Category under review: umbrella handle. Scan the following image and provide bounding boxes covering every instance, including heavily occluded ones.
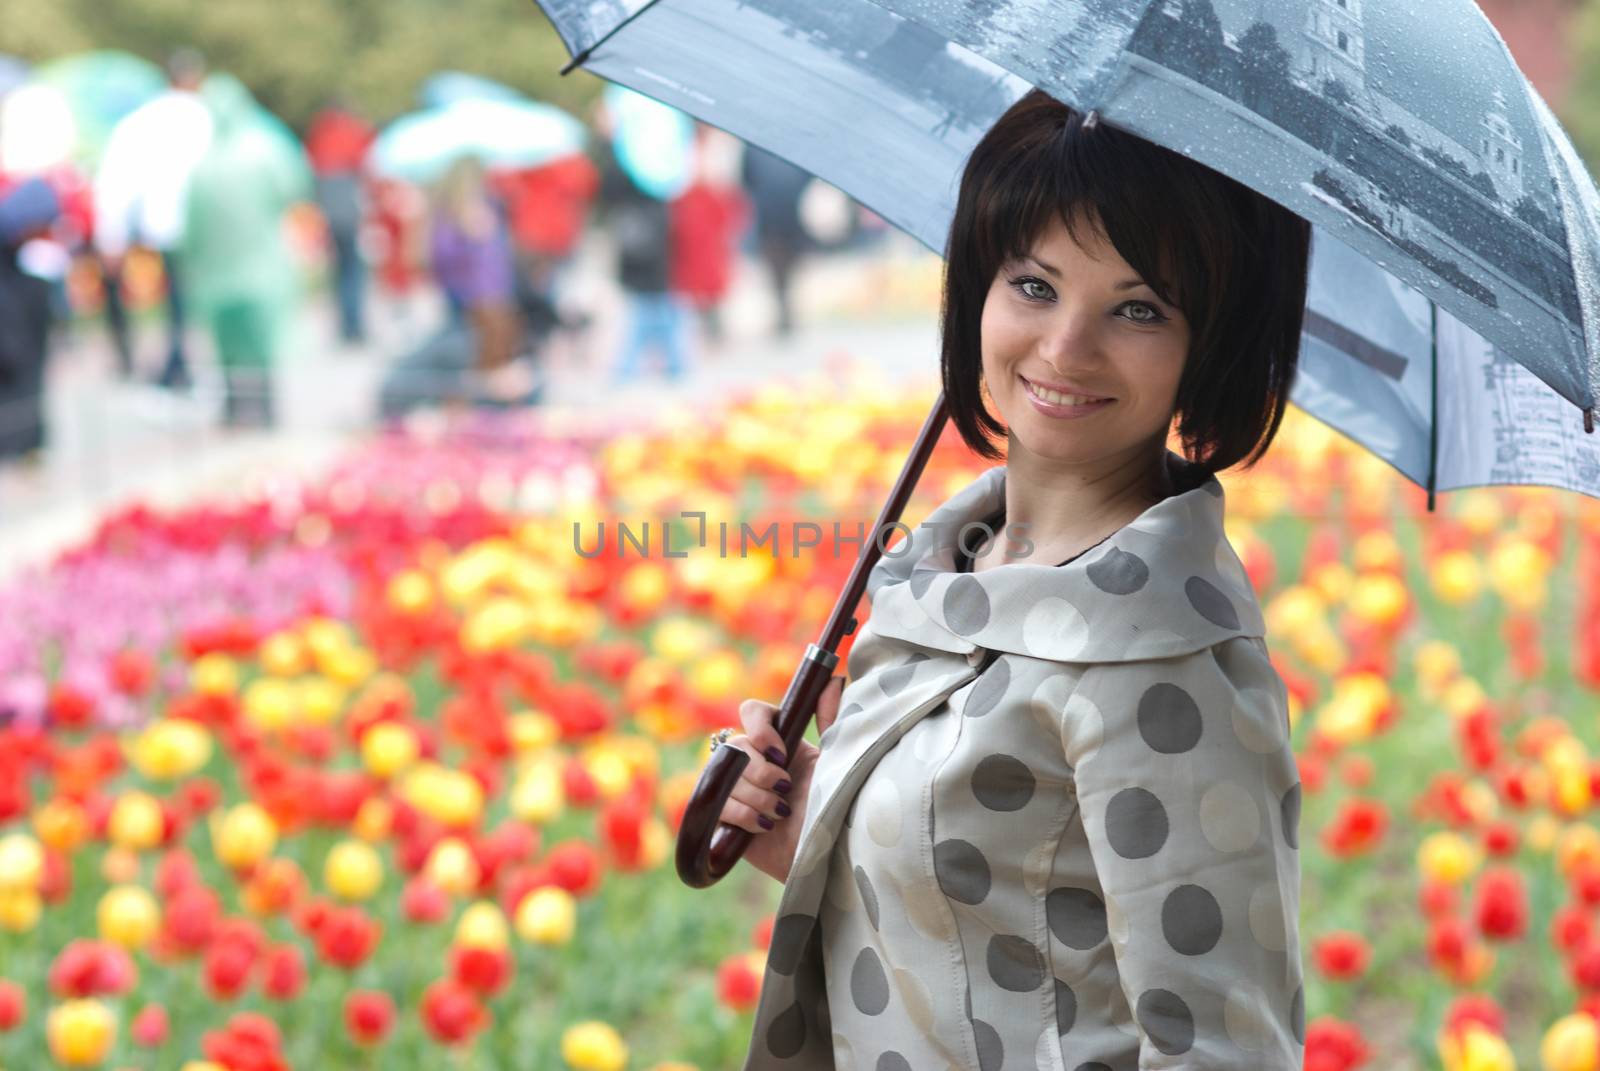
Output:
[674,392,952,888]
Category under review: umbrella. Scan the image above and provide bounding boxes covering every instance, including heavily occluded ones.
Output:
[1,84,78,175]
[534,0,1600,886]
[30,50,166,167]
[417,70,526,109]
[370,97,587,184]
[602,83,694,200]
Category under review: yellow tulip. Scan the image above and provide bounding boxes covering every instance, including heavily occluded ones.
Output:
[1347,572,1408,629]
[561,1021,629,1071]
[424,837,481,896]
[242,678,298,732]
[1430,551,1483,605]
[1528,815,1562,854]
[181,1063,230,1071]
[297,677,346,725]
[508,710,560,752]
[1454,488,1503,533]
[190,652,239,696]
[0,887,41,932]
[455,901,509,951]
[510,764,566,825]
[581,749,633,800]
[398,763,484,828]
[515,886,577,946]
[46,999,116,1067]
[361,722,419,779]
[97,885,160,950]
[325,840,385,901]
[301,616,354,659]
[127,719,213,780]
[107,791,164,852]
[321,646,376,686]
[386,569,435,614]
[258,631,308,676]
[1541,1013,1599,1071]
[1442,678,1488,718]
[1418,831,1482,886]
[1536,1011,1600,1069]
[0,832,43,892]
[461,596,530,653]
[1438,1022,1514,1071]
[1352,529,1402,573]
[213,802,278,870]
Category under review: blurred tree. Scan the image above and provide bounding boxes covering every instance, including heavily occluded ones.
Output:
[1569,0,1600,175]
[0,0,604,131]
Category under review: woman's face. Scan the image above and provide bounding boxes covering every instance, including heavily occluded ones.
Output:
[979,209,1190,467]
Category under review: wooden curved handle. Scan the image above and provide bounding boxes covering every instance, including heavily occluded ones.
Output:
[674,393,950,888]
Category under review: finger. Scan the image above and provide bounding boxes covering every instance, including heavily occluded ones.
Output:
[815,675,846,737]
[726,734,793,796]
[730,777,791,823]
[738,698,788,765]
[719,794,780,835]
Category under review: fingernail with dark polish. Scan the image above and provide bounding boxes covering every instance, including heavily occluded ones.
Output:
[775,799,791,818]
[764,746,786,765]
[775,778,792,796]
[758,814,775,830]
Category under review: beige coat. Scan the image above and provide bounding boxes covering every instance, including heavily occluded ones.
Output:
[741,452,1304,1070]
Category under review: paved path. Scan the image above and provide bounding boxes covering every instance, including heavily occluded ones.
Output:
[0,233,945,577]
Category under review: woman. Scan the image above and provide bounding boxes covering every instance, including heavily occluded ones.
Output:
[718,89,1312,1069]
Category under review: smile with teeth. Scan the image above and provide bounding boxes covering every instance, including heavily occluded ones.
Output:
[1023,378,1111,406]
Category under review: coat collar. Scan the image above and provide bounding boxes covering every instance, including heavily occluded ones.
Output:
[863,450,1264,663]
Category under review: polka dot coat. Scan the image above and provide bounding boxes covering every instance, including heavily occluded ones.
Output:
[740,453,1305,1069]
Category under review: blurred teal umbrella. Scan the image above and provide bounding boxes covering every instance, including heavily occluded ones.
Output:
[31,50,166,167]
[418,71,524,108]
[370,97,586,184]
[602,83,693,200]
[0,54,30,97]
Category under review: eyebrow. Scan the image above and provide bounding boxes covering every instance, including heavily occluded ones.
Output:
[1023,254,1149,291]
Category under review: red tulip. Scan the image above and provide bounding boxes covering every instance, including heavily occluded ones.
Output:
[204,938,256,1001]
[315,905,381,971]
[1319,798,1388,858]
[0,979,24,1032]
[202,1011,288,1071]
[449,944,513,996]
[401,877,451,925]
[1472,866,1529,941]
[543,839,603,898]
[48,939,136,998]
[1311,931,1370,981]
[1303,1015,1371,1071]
[420,977,490,1045]
[344,990,395,1046]
[717,953,761,1011]
[131,1003,169,1047]
[1552,903,1594,955]
[109,649,156,696]
[260,944,307,1001]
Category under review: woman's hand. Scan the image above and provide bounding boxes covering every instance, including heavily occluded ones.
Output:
[717,676,845,884]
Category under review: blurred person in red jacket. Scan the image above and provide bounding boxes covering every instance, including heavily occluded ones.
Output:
[489,151,598,357]
[669,124,749,353]
[305,95,375,345]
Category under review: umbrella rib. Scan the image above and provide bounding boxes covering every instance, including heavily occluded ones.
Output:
[559,0,665,76]
[1427,301,1438,513]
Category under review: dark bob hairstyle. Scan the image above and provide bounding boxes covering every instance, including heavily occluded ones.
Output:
[940,88,1312,475]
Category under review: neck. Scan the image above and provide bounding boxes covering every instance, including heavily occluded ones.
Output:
[991,440,1178,567]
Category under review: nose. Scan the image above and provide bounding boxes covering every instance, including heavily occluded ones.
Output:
[1035,313,1102,373]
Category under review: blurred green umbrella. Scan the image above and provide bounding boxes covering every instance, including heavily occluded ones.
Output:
[371,97,587,184]
[31,50,166,167]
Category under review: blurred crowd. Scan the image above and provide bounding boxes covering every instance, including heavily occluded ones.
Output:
[0,47,885,464]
